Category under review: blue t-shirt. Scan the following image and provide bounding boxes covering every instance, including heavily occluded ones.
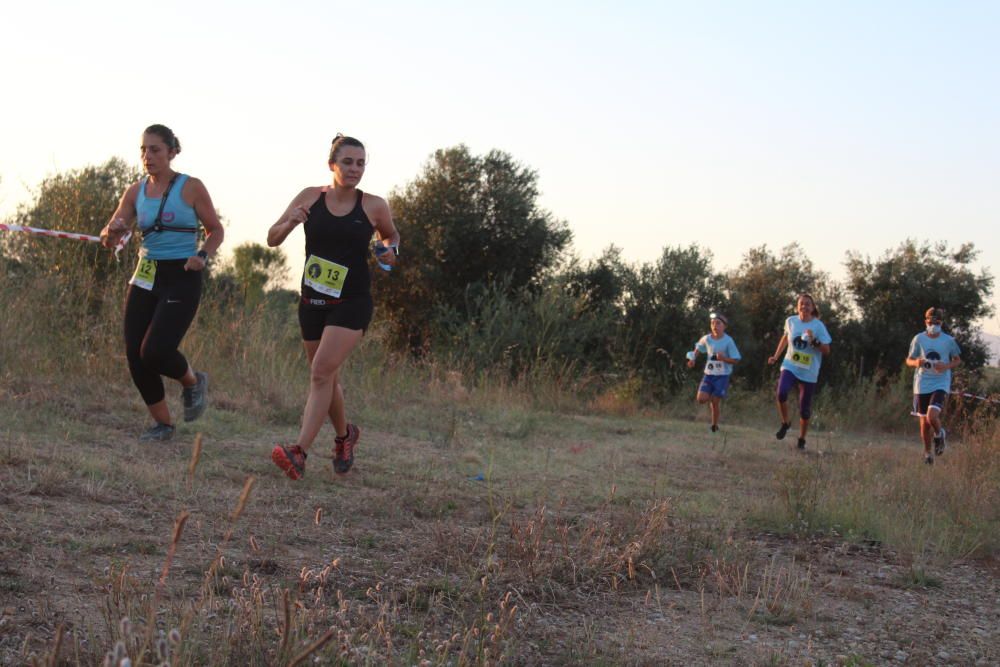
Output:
[780,316,832,383]
[909,332,961,394]
[696,333,741,376]
[136,174,199,260]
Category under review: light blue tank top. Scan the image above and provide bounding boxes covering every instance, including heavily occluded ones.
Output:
[136,174,199,260]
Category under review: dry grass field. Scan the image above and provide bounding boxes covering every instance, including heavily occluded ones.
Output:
[1,266,998,665]
[1,354,998,665]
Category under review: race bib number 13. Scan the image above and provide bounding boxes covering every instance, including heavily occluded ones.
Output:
[129,258,157,291]
[790,350,813,368]
[303,255,350,297]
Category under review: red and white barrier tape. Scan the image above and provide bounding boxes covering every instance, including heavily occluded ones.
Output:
[952,391,1000,405]
[0,223,131,259]
[912,391,1000,416]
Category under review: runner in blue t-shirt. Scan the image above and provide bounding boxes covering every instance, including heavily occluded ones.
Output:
[687,312,741,432]
[767,293,832,450]
[905,307,962,465]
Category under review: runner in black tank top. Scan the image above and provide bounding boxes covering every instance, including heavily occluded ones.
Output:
[267,134,400,481]
[301,188,374,304]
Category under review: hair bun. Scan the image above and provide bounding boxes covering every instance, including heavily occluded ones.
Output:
[328,134,365,162]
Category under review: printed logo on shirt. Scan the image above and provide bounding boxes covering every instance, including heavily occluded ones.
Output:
[162,211,175,223]
[307,263,322,279]
[705,352,728,375]
[923,350,942,372]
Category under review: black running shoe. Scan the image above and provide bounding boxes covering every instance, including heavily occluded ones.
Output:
[182,371,209,422]
[933,428,946,457]
[797,437,806,450]
[924,454,934,465]
[140,422,175,442]
[776,422,791,440]
[711,424,719,433]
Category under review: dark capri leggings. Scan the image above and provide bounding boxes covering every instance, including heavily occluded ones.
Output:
[123,260,201,405]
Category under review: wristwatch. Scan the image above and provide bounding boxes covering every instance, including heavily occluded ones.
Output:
[197,249,208,260]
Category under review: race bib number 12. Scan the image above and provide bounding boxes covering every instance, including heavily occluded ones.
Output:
[303,255,350,297]
[129,258,157,291]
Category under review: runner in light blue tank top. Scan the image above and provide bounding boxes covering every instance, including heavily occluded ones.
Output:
[136,173,199,260]
[99,124,225,442]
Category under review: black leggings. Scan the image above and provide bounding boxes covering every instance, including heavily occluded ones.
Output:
[124,260,202,405]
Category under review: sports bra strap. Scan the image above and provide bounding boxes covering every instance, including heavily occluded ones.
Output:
[141,175,197,238]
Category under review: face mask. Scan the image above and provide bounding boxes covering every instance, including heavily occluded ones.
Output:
[926,324,941,335]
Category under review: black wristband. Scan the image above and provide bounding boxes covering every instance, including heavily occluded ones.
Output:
[197,249,208,260]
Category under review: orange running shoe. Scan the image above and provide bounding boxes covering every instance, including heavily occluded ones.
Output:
[272,444,307,480]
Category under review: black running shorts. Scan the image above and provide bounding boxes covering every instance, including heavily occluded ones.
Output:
[913,390,947,417]
[298,295,374,341]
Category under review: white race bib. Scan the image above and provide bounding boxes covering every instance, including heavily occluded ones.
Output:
[704,359,728,376]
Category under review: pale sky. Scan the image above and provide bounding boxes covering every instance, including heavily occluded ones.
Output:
[2,1,998,332]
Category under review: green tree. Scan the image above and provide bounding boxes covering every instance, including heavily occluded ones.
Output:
[845,240,994,374]
[564,245,629,314]
[617,245,728,394]
[432,275,618,379]
[1,160,142,359]
[378,145,572,349]
[215,241,289,307]
[726,244,842,388]
[560,246,633,371]
[2,158,141,282]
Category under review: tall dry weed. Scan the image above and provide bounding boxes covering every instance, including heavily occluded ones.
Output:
[757,416,1000,562]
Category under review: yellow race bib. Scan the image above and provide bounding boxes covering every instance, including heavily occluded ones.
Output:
[303,255,349,297]
[129,258,157,291]
[789,350,813,368]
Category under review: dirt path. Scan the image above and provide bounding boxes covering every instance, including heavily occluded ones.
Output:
[1,409,998,665]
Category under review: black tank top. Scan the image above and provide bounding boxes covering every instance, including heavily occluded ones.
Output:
[301,188,374,301]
